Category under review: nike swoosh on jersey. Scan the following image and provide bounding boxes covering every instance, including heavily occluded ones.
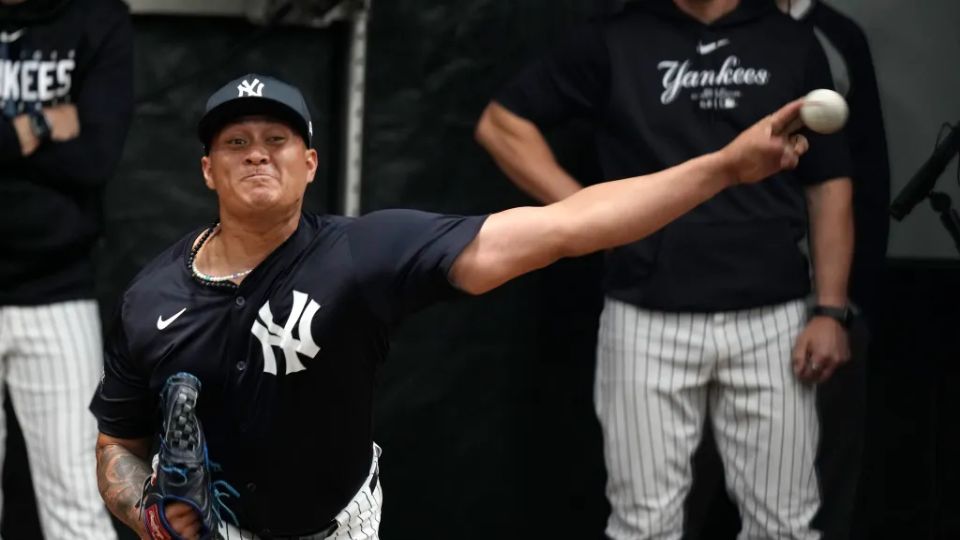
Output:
[157,308,187,330]
[697,39,730,55]
[0,29,25,43]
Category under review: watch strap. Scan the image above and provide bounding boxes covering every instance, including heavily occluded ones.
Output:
[810,304,853,327]
[28,110,51,142]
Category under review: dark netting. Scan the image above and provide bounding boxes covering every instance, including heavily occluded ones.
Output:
[364,1,621,538]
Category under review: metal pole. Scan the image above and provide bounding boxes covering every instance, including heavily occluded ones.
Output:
[341,0,369,217]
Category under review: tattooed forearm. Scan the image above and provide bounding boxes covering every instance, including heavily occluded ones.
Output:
[96,441,151,536]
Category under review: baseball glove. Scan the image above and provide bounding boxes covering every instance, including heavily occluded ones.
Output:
[140,372,238,540]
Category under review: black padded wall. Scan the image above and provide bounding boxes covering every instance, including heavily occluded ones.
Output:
[364,2,621,538]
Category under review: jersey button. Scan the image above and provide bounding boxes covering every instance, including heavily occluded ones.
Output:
[235,296,245,308]
[246,482,256,493]
[236,360,247,372]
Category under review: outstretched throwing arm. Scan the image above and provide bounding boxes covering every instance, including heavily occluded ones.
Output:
[452,100,809,295]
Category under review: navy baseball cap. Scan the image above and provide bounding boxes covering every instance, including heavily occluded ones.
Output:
[198,74,313,151]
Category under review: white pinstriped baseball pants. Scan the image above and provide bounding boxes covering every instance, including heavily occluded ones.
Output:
[0,300,117,539]
[596,298,820,540]
[218,444,383,540]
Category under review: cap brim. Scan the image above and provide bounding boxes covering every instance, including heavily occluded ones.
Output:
[198,97,310,149]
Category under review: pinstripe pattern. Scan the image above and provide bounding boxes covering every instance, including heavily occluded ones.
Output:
[0,300,117,539]
[596,298,819,540]
[218,444,383,540]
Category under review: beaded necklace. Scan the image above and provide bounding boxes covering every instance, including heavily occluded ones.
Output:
[187,223,253,288]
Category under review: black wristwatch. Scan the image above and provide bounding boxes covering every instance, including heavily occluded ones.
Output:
[28,110,51,143]
[810,304,854,328]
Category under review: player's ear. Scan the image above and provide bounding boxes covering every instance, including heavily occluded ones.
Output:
[304,148,318,185]
[200,156,216,191]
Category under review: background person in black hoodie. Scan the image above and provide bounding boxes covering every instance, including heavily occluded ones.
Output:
[477,0,854,538]
[0,0,132,537]
[686,3,891,538]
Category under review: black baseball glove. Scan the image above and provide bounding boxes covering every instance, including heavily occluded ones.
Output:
[140,372,238,540]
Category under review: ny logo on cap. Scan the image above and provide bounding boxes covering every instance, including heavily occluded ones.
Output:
[237,78,264,97]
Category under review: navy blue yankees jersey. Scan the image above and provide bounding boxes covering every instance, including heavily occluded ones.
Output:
[90,210,486,536]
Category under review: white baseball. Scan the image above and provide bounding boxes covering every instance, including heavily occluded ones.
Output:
[800,89,849,134]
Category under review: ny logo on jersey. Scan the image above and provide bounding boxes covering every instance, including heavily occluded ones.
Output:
[237,78,264,97]
[250,290,321,375]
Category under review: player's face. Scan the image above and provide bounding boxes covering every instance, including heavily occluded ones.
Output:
[201,116,318,218]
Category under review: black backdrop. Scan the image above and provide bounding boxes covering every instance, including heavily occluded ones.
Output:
[4,1,959,539]
[362,2,618,538]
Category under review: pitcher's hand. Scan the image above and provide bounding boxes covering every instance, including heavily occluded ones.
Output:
[721,99,809,185]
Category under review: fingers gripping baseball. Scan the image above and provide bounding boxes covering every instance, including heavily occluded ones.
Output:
[781,133,810,170]
[723,99,809,184]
